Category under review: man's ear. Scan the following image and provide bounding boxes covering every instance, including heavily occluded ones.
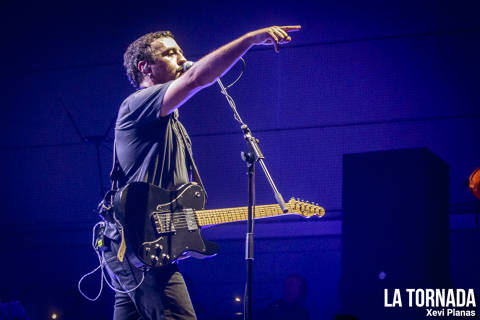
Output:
[137,61,149,75]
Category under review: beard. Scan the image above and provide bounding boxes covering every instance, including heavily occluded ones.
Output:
[175,66,185,79]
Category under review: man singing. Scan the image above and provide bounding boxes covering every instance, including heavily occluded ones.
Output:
[102,25,301,320]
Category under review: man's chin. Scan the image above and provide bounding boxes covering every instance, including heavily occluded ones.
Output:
[175,70,184,79]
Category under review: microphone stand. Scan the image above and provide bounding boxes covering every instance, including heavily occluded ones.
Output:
[58,97,115,197]
[216,78,288,320]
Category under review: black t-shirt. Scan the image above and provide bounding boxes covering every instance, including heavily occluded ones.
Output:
[114,82,191,190]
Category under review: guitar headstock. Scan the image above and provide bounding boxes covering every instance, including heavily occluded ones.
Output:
[287,198,325,218]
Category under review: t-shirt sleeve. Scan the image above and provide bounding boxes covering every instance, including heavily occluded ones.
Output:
[116,81,173,129]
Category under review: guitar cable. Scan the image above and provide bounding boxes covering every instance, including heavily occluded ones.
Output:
[77,221,146,301]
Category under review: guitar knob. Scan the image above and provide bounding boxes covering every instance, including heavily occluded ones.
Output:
[162,254,170,264]
[150,255,159,265]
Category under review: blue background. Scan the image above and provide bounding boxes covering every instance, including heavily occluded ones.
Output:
[1,1,479,319]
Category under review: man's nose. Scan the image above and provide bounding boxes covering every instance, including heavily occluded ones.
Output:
[178,54,187,65]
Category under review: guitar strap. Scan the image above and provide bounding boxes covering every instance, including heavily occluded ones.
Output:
[174,119,208,199]
[109,140,121,192]
[107,140,127,262]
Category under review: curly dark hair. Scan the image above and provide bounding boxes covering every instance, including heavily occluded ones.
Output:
[123,31,174,88]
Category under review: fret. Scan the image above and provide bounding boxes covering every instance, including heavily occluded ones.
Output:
[196,204,288,226]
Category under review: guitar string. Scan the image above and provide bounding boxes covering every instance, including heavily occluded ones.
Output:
[152,207,316,227]
[149,204,322,230]
[150,207,282,230]
[153,205,284,225]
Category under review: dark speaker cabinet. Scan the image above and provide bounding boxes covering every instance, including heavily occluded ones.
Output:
[340,148,450,319]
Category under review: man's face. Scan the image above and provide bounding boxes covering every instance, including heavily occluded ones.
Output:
[148,37,187,84]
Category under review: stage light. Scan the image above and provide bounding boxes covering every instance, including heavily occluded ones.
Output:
[234,297,241,302]
[51,313,58,319]
[378,271,386,280]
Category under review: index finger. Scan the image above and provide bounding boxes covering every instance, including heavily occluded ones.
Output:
[279,25,302,32]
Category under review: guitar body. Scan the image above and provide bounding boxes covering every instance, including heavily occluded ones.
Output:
[113,182,218,268]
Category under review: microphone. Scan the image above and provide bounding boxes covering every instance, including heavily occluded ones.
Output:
[182,61,194,73]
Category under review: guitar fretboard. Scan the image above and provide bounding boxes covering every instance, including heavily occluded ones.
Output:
[195,204,287,227]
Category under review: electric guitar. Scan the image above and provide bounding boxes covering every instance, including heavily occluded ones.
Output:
[113,182,325,268]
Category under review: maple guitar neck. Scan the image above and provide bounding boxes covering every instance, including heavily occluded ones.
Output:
[195,201,325,227]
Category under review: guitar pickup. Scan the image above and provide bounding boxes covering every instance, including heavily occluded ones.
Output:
[183,208,199,231]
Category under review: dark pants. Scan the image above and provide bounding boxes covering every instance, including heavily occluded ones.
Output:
[102,236,197,320]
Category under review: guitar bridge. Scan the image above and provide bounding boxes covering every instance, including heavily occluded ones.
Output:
[152,209,199,234]
[152,212,176,234]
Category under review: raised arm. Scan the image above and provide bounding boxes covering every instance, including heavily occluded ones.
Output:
[160,25,301,117]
